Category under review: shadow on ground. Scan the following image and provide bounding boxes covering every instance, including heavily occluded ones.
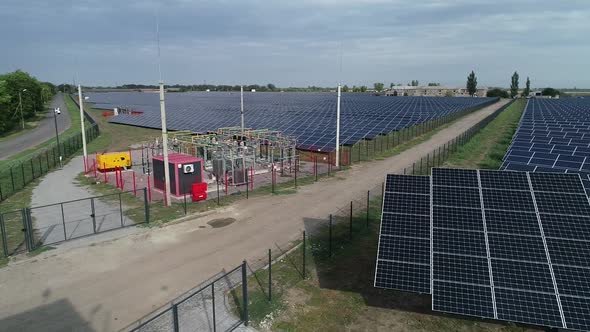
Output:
[307,219,542,331]
[0,297,94,332]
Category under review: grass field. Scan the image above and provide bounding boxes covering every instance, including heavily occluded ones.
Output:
[81,101,161,153]
[235,99,535,332]
[443,99,525,169]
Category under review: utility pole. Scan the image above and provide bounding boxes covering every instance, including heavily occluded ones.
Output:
[240,85,244,137]
[159,81,171,206]
[78,85,88,170]
[156,14,172,206]
[335,83,341,167]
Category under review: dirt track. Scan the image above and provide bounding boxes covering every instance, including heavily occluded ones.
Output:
[0,99,509,332]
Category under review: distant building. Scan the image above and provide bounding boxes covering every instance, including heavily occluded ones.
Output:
[384,86,488,97]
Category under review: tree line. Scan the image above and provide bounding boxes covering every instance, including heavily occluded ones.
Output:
[0,70,57,135]
[483,71,562,98]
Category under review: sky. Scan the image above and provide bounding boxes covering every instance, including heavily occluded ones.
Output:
[1,0,589,88]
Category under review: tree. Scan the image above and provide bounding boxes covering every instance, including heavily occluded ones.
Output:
[390,83,394,89]
[393,90,398,96]
[266,83,276,91]
[510,71,519,98]
[342,85,349,92]
[541,87,560,97]
[360,86,367,93]
[486,88,509,98]
[428,82,441,86]
[374,82,384,92]
[523,77,531,97]
[410,80,419,86]
[466,70,477,97]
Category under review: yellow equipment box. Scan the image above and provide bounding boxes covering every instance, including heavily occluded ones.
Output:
[97,152,131,171]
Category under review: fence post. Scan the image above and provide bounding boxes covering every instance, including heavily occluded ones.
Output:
[21,208,32,252]
[302,230,306,279]
[349,201,353,240]
[119,193,124,227]
[90,198,97,233]
[366,190,370,227]
[268,248,272,302]
[0,214,8,257]
[241,260,249,326]
[21,162,25,186]
[172,304,180,332]
[212,283,216,332]
[216,178,220,205]
[61,203,66,241]
[144,188,150,224]
[329,214,332,258]
[10,168,15,192]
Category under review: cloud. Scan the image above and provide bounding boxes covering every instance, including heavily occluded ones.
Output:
[0,0,588,87]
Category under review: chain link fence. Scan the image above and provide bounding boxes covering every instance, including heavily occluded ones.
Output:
[127,263,247,332]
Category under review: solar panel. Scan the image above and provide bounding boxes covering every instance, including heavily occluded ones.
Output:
[500,98,590,195]
[86,92,496,152]
[375,168,590,330]
[374,174,431,293]
[431,168,590,330]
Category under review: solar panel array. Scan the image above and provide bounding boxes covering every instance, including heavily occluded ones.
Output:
[86,92,495,151]
[375,168,590,331]
[374,174,431,293]
[501,98,590,196]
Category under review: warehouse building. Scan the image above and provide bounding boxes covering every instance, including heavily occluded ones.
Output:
[384,86,488,97]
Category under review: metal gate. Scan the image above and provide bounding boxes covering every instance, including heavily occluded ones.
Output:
[0,189,149,256]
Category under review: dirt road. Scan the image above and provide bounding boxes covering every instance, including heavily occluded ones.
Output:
[0,93,71,160]
[0,99,509,332]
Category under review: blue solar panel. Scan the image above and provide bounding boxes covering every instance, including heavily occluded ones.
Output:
[86,92,496,151]
[500,98,590,195]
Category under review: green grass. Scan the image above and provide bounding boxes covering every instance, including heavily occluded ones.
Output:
[0,179,39,263]
[443,99,526,169]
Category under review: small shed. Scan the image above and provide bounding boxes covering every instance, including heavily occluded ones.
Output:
[152,153,204,196]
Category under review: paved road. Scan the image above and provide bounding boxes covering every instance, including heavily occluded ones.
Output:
[0,93,71,160]
[0,100,509,331]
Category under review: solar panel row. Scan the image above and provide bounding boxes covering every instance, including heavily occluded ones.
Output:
[501,98,590,196]
[375,168,590,330]
[86,92,496,151]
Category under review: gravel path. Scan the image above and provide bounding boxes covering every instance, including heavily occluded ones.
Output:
[30,156,137,247]
[0,99,509,332]
[0,93,71,160]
